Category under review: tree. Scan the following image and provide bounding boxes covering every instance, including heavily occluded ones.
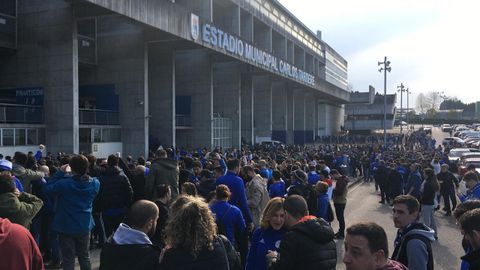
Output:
[416,91,443,114]
[416,93,428,114]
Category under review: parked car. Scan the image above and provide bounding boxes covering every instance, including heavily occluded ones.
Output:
[442,137,465,147]
[448,148,474,163]
[441,124,453,132]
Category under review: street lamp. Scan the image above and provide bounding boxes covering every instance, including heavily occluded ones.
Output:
[406,88,411,128]
[378,57,391,146]
[397,83,408,134]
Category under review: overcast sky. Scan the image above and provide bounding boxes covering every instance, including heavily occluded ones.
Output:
[278,0,480,109]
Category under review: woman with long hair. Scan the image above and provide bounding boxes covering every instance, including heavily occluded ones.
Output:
[160,195,241,270]
[421,168,440,240]
[245,197,286,270]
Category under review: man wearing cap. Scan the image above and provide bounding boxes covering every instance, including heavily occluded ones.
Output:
[0,160,24,192]
[287,169,318,215]
[437,164,459,216]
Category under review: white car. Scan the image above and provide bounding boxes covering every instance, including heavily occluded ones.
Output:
[441,124,453,132]
[448,148,472,162]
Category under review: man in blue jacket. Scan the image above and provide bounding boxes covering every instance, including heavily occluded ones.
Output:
[459,171,480,202]
[216,159,253,231]
[45,154,100,270]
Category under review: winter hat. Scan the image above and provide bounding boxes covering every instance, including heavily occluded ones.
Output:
[0,160,12,171]
[292,169,307,183]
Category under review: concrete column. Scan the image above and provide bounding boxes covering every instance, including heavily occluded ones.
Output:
[175,49,213,148]
[272,81,287,143]
[148,44,175,149]
[305,93,315,143]
[286,88,294,144]
[293,89,305,144]
[213,62,241,149]
[241,74,254,145]
[317,102,344,136]
[318,102,327,137]
[253,75,272,142]
[0,3,80,154]
[79,17,147,157]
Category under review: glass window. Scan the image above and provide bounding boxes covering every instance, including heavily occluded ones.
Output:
[79,128,91,143]
[27,129,38,145]
[2,128,13,146]
[102,128,121,142]
[92,128,101,143]
[15,128,26,145]
[38,128,45,145]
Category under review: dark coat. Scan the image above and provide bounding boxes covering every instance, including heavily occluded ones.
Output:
[389,169,404,198]
[145,158,179,200]
[95,166,133,212]
[437,171,458,193]
[270,217,336,270]
[160,235,241,270]
[99,241,161,270]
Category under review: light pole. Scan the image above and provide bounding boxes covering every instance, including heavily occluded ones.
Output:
[406,88,411,129]
[397,83,408,134]
[378,57,391,146]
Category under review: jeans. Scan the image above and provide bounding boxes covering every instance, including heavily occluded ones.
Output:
[334,203,346,235]
[421,205,437,237]
[59,233,91,270]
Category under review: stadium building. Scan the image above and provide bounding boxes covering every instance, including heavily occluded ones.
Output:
[0,0,350,157]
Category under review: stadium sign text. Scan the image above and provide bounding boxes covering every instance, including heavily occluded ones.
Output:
[200,23,315,86]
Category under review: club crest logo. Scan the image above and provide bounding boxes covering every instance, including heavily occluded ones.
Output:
[191,13,199,41]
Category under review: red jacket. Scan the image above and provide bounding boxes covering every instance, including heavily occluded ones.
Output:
[0,218,44,270]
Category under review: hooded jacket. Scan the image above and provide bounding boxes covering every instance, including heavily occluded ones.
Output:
[246,174,269,227]
[44,172,100,235]
[0,218,44,270]
[145,158,179,200]
[100,223,161,270]
[270,217,336,270]
[392,222,435,270]
[0,192,43,229]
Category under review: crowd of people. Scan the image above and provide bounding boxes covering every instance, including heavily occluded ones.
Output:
[1,128,480,270]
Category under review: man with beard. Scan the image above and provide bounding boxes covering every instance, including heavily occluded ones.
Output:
[100,200,161,270]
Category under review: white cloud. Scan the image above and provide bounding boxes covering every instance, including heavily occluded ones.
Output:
[278,0,480,108]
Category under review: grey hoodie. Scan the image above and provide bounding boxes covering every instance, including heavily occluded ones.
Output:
[393,224,436,270]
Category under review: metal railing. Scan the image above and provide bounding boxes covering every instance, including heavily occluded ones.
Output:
[0,103,43,123]
[79,109,119,125]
